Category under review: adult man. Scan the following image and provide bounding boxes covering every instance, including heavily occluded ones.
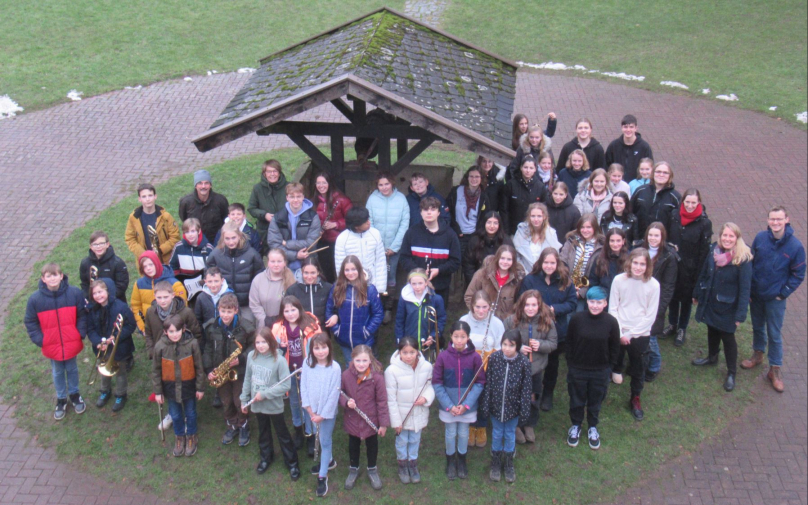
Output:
[178,170,229,245]
[604,115,654,182]
[741,206,806,392]
[405,172,450,227]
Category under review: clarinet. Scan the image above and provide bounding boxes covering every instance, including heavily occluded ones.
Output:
[339,389,379,433]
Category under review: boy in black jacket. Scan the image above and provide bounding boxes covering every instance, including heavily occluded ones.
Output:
[79,231,129,302]
[604,115,654,182]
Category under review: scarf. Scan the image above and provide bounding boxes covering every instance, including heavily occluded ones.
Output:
[680,203,703,227]
[590,188,607,207]
[538,166,553,184]
[714,246,734,268]
[463,185,481,218]
[356,367,371,385]
[495,270,509,288]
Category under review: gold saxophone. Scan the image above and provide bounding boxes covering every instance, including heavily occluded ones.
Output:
[147,225,160,256]
[571,237,590,289]
[209,340,242,388]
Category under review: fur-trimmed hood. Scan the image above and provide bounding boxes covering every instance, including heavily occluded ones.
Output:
[518,132,552,155]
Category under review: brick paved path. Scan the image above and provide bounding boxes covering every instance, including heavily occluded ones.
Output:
[0,70,805,504]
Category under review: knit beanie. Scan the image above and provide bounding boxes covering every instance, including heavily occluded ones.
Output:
[194,170,212,186]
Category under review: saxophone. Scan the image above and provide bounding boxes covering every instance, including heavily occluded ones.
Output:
[147,225,160,256]
[209,340,243,387]
[571,237,590,289]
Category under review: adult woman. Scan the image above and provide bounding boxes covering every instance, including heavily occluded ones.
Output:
[518,248,577,411]
[507,123,554,181]
[248,160,288,255]
[248,248,296,331]
[462,211,513,288]
[559,214,604,309]
[667,189,713,346]
[207,221,264,324]
[588,228,629,298]
[500,156,547,236]
[600,191,638,245]
[446,166,491,268]
[464,245,525,321]
[573,168,613,221]
[546,182,582,240]
[631,161,681,237]
[555,118,606,172]
[557,150,592,200]
[311,172,353,282]
[691,223,753,392]
[366,171,410,324]
[513,203,562,273]
[476,156,506,212]
[285,257,333,329]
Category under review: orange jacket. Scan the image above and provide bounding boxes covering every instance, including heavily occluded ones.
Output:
[270,313,321,369]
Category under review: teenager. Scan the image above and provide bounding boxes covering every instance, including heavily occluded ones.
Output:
[131,251,187,333]
[500,155,547,236]
[395,269,447,356]
[178,170,229,249]
[312,172,353,282]
[170,218,214,278]
[599,191,638,245]
[207,222,264,324]
[741,206,806,392]
[556,149,592,200]
[212,203,262,252]
[608,248,660,421]
[555,118,606,172]
[511,113,529,151]
[691,223,753,392]
[503,290,558,443]
[400,197,462,305]
[249,248,296,331]
[631,161,681,237]
[334,206,387,297]
[406,172,450,226]
[573,168,613,221]
[587,229,629,300]
[476,155,506,212]
[628,157,654,196]
[25,264,87,420]
[607,163,631,196]
[547,182,582,240]
[267,183,322,274]
[79,231,129,302]
[507,122,554,181]
[125,183,181,266]
[513,202,562,273]
[604,114,654,182]
[462,211,513,288]
[565,287,620,449]
[535,152,558,193]
[446,166,491,268]
[194,267,232,359]
[667,189,712,346]
[143,281,202,360]
[285,257,333,329]
[464,245,525,320]
[248,160,288,255]
[518,248,577,412]
[366,171,410,323]
[559,214,604,308]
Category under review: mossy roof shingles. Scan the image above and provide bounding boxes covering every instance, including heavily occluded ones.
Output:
[210,9,517,148]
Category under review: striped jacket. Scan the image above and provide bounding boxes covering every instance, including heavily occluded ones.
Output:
[399,220,461,291]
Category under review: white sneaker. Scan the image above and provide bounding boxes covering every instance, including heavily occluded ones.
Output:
[588,427,601,450]
[611,373,623,384]
[158,413,173,431]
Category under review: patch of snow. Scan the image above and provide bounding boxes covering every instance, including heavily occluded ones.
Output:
[206,70,218,76]
[716,93,739,101]
[67,90,83,101]
[460,76,472,82]
[0,95,24,119]
[661,80,689,90]
[124,85,142,90]
[517,61,587,71]
[184,77,193,81]
[769,106,777,111]
[701,89,710,94]
[600,71,645,82]
[796,111,807,124]
[237,67,256,74]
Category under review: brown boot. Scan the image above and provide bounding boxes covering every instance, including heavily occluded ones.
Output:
[476,427,487,447]
[173,435,185,457]
[468,426,477,447]
[740,350,765,369]
[185,434,198,457]
[515,427,526,444]
[767,366,785,392]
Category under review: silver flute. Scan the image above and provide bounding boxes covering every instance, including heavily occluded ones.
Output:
[339,389,379,433]
[243,368,302,409]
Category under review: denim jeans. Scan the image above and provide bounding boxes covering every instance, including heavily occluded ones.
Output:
[288,375,313,435]
[395,429,422,460]
[668,298,693,330]
[444,421,470,455]
[167,397,198,436]
[647,335,661,373]
[490,416,519,452]
[387,252,400,289]
[750,297,787,366]
[51,357,80,399]
[316,417,337,478]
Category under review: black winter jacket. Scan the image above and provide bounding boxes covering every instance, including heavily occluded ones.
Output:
[206,245,264,307]
[631,183,682,238]
[604,133,654,182]
[178,190,230,248]
[556,137,606,172]
[86,278,137,361]
[694,244,753,334]
[79,246,129,302]
[587,250,626,299]
[556,168,591,200]
[462,232,514,283]
[500,176,547,236]
[648,245,679,335]
[202,316,256,375]
[285,280,333,328]
[600,211,639,245]
[547,193,582,240]
[670,208,712,302]
[399,220,461,291]
[480,351,533,424]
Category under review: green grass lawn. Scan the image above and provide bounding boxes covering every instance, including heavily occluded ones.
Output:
[0,147,756,504]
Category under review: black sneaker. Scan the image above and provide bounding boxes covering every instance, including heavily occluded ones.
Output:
[566,425,580,447]
[661,324,677,338]
[222,426,238,445]
[644,370,658,382]
[588,427,601,450]
[54,399,68,420]
[238,426,250,447]
[674,329,687,347]
[316,476,328,497]
[69,393,86,414]
[111,395,127,413]
[212,391,223,409]
[310,460,337,475]
[95,391,111,408]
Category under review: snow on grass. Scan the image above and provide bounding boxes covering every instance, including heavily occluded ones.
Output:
[124,85,142,90]
[237,68,256,74]
[206,70,218,76]
[600,71,645,82]
[516,61,644,81]
[796,112,807,124]
[702,89,711,94]
[66,90,83,101]
[0,95,24,119]
[184,77,193,81]
[769,106,777,111]
[661,81,689,90]
[716,93,739,101]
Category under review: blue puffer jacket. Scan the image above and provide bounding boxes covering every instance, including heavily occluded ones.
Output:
[326,284,384,349]
[394,285,447,348]
[87,278,138,361]
[694,244,753,333]
[518,272,577,342]
[751,225,806,301]
[367,188,410,253]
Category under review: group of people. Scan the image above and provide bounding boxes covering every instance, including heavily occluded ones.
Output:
[23,112,805,497]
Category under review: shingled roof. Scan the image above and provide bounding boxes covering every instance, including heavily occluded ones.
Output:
[199,8,517,152]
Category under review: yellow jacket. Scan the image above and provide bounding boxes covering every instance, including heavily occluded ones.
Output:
[124,206,180,265]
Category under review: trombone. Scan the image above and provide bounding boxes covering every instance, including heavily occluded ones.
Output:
[424,305,440,363]
[88,314,124,386]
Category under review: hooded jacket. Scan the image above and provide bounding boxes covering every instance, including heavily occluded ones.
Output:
[394,285,447,348]
[266,200,321,269]
[462,231,514,283]
[556,137,606,172]
[130,252,187,332]
[206,244,264,307]
[240,349,291,415]
[178,191,230,251]
[152,330,204,402]
[144,296,202,359]
[631,183,682,237]
[750,224,806,301]
[315,191,353,244]
[480,351,532,424]
[464,255,525,320]
[546,193,582,240]
[79,245,129,302]
[573,185,613,221]
[600,211,639,246]
[169,233,214,277]
[484,164,507,213]
[512,221,562,273]
[694,243,753,334]
[557,168,592,201]
[406,184,451,227]
[587,250,626,299]
[669,206,712,302]
[340,364,390,440]
[604,132,654,182]
[193,280,233,334]
[334,227,388,295]
[506,132,553,182]
[366,188,410,253]
[124,205,181,266]
[500,174,547,236]
[248,171,288,235]
[399,220,462,292]
[385,351,435,432]
[248,267,297,330]
[459,311,505,353]
[518,272,577,342]
[326,284,384,349]
[202,314,256,376]
[648,244,680,335]
[86,278,137,362]
[25,275,86,361]
[285,280,333,327]
[445,184,492,237]
[503,314,558,374]
[432,341,486,413]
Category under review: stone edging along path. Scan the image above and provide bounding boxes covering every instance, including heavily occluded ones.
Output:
[0,69,805,504]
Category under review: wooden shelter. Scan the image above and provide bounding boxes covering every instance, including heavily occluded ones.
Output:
[192,8,518,187]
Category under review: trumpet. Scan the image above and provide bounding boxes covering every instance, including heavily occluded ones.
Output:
[88,314,124,386]
[147,225,160,256]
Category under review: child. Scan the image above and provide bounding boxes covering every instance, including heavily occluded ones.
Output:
[203,293,256,446]
[152,315,205,457]
[557,149,592,200]
[546,182,582,240]
[125,183,180,265]
[301,333,342,497]
[405,172,451,227]
[573,168,613,221]
[334,206,388,296]
[507,123,554,182]
[25,263,87,420]
[500,156,547,236]
[395,269,447,358]
[512,202,562,273]
[170,218,213,278]
[312,171,353,282]
[86,278,137,411]
[213,203,262,252]
[479,329,532,483]
[462,211,514,288]
[446,167,492,265]
[385,337,434,484]
[79,230,129,302]
[325,256,383,363]
[131,250,187,333]
[628,157,654,196]
[536,152,557,193]
[271,295,322,454]
[560,214,604,309]
[607,163,631,195]
[266,182,322,274]
[207,221,264,324]
[464,245,525,320]
[249,248,297,330]
[144,281,202,360]
[340,345,390,491]
[605,114,654,182]
[600,191,638,245]
[285,257,333,329]
[193,267,233,338]
[240,328,301,479]
[432,321,486,481]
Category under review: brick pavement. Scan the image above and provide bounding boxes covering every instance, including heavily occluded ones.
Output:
[0,69,805,504]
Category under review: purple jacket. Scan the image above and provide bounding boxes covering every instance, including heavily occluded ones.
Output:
[340,364,390,440]
[432,342,486,413]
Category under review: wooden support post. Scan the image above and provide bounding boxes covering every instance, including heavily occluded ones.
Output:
[350,97,367,125]
[378,137,391,170]
[330,99,354,123]
[331,135,345,191]
[391,138,435,174]
[287,132,332,172]
[397,138,408,161]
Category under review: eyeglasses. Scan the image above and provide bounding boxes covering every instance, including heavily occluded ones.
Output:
[91,241,108,248]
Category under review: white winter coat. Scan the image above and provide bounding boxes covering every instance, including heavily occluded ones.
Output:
[366,188,410,253]
[512,221,562,273]
[385,351,435,432]
[334,227,388,295]
[573,186,613,221]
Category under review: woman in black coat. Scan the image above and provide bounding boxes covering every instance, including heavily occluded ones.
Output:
[546,182,582,240]
[500,155,547,236]
[462,211,513,289]
[691,223,753,392]
[666,189,713,346]
[588,228,629,297]
[599,191,638,245]
[631,161,681,238]
[284,257,333,328]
